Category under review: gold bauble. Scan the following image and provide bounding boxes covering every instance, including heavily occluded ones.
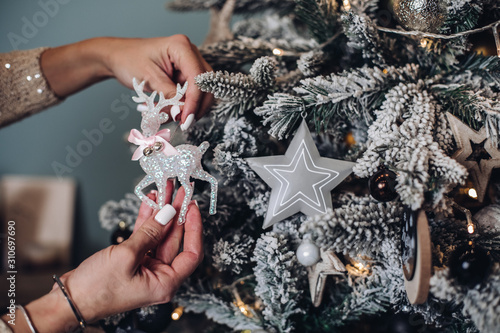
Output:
[392,0,447,33]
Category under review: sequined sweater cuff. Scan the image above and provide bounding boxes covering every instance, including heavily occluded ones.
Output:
[0,47,62,128]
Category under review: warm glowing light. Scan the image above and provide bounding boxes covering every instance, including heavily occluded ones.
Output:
[420,39,428,48]
[382,68,388,74]
[343,0,351,11]
[468,224,475,234]
[171,306,184,320]
[272,48,284,56]
[345,132,356,147]
[354,262,365,270]
[468,188,478,199]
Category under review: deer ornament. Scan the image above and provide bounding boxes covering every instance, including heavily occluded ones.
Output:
[128,78,217,224]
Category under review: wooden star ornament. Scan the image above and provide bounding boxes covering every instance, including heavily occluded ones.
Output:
[307,249,346,307]
[446,113,500,202]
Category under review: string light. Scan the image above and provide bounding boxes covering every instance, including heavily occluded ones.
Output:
[171,306,184,320]
[346,255,371,277]
[272,48,284,56]
[493,24,500,58]
[342,0,351,11]
[377,19,500,57]
[232,288,253,318]
[468,188,478,199]
[451,201,477,235]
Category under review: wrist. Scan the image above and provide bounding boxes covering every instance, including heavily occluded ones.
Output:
[25,287,80,333]
[40,37,113,97]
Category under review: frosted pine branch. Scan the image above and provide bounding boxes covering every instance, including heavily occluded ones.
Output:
[254,93,305,139]
[174,292,263,331]
[299,194,403,257]
[98,193,141,231]
[213,234,255,275]
[252,232,305,333]
[431,265,500,333]
[354,82,467,209]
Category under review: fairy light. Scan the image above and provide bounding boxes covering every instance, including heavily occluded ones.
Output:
[467,223,475,234]
[420,38,428,48]
[468,188,478,199]
[343,0,351,11]
[232,288,253,318]
[272,48,284,56]
[171,306,184,320]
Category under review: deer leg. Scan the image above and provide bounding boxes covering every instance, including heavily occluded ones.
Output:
[177,177,194,225]
[192,169,218,215]
[135,174,159,210]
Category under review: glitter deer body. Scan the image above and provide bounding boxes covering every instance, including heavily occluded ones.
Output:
[129,78,217,224]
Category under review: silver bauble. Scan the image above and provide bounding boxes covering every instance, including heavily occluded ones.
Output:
[392,0,447,33]
[296,241,320,267]
[474,204,500,231]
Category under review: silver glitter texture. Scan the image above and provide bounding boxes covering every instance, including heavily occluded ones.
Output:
[131,78,218,224]
[392,0,447,33]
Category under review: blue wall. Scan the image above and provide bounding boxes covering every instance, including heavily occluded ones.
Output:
[0,1,209,262]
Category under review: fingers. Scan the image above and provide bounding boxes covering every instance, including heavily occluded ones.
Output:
[156,186,188,264]
[133,181,174,233]
[170,201,204,281]
[165,35,213,130]
[126,204,177,268]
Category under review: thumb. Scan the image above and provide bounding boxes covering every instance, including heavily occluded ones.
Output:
[125,204,177,264]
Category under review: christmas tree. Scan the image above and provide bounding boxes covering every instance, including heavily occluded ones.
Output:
[100,0,500,332]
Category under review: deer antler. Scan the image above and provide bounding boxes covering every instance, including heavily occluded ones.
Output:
[155,81,188,112]
[132,78,158,111]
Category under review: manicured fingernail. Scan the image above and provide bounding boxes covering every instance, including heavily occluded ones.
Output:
[170,105,181,121]
[154,204,176,225]
[180,114,195,131]
[193,200,199,208]
[137,104,148,112]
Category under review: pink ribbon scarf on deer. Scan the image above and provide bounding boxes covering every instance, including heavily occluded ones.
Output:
[128,128,179,160]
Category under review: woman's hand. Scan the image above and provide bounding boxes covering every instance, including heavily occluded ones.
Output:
[104,36,214,129]
[23,184,203,332]
[41,36,213,130]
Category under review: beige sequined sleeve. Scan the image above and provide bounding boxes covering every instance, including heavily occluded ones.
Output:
[0,319,13,333]
[0,47,62,128]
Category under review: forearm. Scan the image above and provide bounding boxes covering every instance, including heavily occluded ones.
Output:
[1,288,80,333]
[40,37,113,98]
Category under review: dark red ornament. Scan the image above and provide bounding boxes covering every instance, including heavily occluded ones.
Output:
[449,243,491,288]
[369,168,398,202]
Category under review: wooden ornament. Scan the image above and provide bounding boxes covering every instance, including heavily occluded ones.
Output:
[446,113,500,202]
[307,249,346,307]
[403,209,431,304]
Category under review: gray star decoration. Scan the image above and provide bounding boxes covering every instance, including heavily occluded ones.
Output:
[247,120,355,228]
[446,113,500,202]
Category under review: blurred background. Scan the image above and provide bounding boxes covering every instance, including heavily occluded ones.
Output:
[0,0,209,314]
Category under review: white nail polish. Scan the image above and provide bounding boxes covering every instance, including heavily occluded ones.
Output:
[137,104,148,112]
[180,114,195,131]
[170,105,181,121]
[154,204,176,225]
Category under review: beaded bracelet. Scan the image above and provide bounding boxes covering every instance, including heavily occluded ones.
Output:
[52,275,87,330]
[16,305,36,333]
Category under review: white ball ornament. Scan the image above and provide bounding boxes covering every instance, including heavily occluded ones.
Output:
[296,241,320,267]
